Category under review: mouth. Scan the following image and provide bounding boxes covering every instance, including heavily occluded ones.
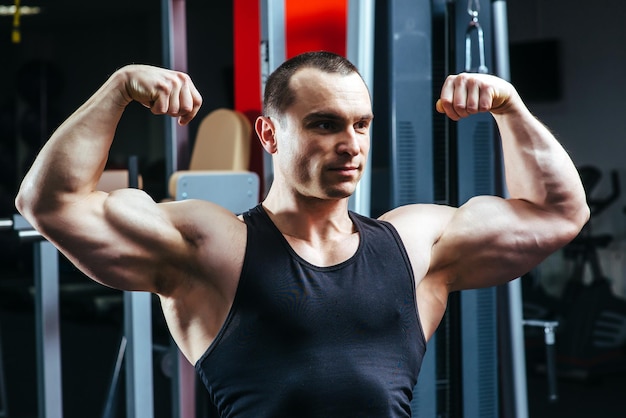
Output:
[328,165,360,176]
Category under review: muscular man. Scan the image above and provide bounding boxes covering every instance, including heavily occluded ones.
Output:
[16,51,589,417]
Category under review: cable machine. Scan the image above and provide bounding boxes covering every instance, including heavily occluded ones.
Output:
[374,1,529,417]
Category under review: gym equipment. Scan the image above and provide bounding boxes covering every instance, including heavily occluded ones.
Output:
[556,167,626,379]
[1,215,63,418]
[162,0,190,179]
[490,2,531,416]
[124,156,155,418]
[375,0,518,416]
[167,108,257,207]
[522,320,559,402]
[465,0,489,74]
[523,166,626,381]
[0,167,151,418]
[383,0,436,414]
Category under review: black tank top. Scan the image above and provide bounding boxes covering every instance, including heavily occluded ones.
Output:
[195,204,426,417]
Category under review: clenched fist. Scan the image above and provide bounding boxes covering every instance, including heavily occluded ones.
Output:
[435,73,521,121]
[116,64,203,126]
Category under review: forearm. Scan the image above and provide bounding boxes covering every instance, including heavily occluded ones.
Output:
[16,70,131,218]
[493,105,589,225]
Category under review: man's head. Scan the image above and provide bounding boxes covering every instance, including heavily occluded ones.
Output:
[263,51,363,120]
[256,51,373,201]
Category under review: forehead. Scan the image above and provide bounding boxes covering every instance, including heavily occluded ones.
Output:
[287,68,372,118]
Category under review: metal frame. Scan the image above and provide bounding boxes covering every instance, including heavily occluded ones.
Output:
[123,293,154,418]
[34,240,63,418]
[453,1,500,414]
[1,215,63,418]
[4,213,157,418]
[260,0,286,195]
[347,0,375,216]
[161,2,197,417]
[491,2,530,417]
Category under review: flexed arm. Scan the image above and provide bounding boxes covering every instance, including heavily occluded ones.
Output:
[437,73,585,214]
[17,64,201,212]
[15,65,204,293]
[432,73,589,291]
[383,73,589,340]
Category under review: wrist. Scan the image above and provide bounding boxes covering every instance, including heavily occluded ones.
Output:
[106,66,135,109]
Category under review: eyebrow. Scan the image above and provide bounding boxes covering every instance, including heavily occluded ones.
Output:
[302,111,374,125]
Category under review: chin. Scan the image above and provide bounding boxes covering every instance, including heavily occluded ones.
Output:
[324,187,356,200]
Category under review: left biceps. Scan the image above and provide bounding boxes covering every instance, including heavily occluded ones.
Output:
[436,196,577,292]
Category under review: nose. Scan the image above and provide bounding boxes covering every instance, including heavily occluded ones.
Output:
[336,127,362,157]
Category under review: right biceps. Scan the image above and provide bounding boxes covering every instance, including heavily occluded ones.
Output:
[47,190,188,293]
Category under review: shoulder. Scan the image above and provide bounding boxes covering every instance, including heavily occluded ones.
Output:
[161,198,246,239]
[157,198,249,294]
[379,203,456,245]
[375,204,454,277]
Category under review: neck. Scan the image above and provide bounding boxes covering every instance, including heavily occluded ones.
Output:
[262,185,354,241]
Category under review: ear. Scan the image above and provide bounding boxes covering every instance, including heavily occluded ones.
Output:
[255,116,278,154]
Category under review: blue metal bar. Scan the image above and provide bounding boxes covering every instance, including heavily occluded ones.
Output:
[124,158,155,418]
[34,240,63,418]
[124,292,154,418]
[492,1,529,417]
[347,0,375,216]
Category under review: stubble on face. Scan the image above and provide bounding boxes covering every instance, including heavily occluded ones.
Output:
[273,68,372,201]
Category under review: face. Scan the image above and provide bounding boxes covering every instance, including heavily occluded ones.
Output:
[265,68,373,200]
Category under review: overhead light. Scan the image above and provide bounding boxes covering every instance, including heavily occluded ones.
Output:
[0,5,42,16]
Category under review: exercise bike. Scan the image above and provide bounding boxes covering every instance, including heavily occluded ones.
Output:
[523,166,626,380]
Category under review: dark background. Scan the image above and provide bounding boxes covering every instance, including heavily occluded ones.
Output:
[0,1,625,417]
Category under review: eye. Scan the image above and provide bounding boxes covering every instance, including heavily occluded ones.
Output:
[310,120,339,132]
[354,120,370,132]
[318,121,336,130]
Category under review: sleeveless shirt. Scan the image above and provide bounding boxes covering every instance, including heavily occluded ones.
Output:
[195,204,426,417]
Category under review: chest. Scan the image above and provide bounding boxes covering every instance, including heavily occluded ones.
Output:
[240,239,419,348]
[283,231,360,267]
[195,215,427,417]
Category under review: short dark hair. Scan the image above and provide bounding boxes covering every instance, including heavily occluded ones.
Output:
[263,51,361,118]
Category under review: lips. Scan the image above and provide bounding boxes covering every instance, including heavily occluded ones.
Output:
[328,165,360,177]
[327,159,360,170]
[330,165,359,173]
[330,166,358,171]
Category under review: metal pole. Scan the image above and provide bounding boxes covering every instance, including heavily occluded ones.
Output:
[498,280,529,418]
[124,157,155,418]
[260,0,286,195]
[161,2,195,416]
[544,324,558,402]
[101,337,127,418]
[347,0,375,216]
[161,0,176,178]
[492,0,511,80]
[2,216,63,418]
[123,292,154,418]
[492,2,529,417]
[523,320,559,403]
[161,0,190,177]
[34,240,63,418]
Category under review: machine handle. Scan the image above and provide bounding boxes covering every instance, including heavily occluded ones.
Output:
[544,325,558,402]
[523,319,559,402]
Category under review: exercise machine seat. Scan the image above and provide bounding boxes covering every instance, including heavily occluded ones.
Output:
[168,108,259,213]
[189,108,251,171]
